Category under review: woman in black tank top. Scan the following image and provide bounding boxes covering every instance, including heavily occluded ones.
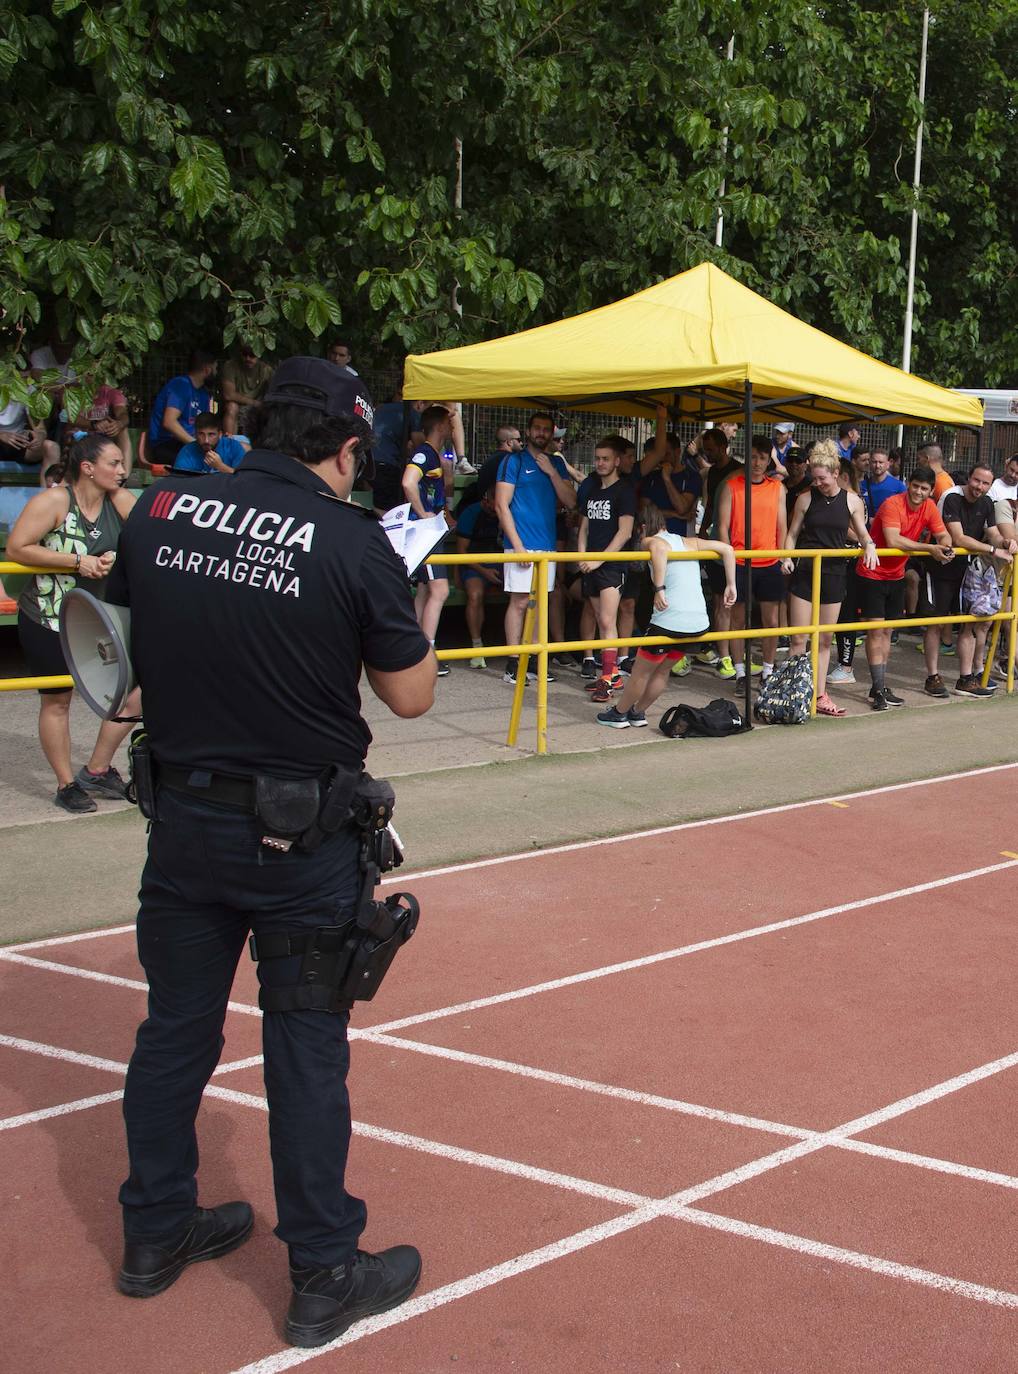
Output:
[7,433,139,812]
[781,441,877,715]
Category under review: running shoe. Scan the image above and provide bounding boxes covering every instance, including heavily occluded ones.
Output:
[589,677,615,703]
[942,642,956,656]
[76,764,128,799]
[503,664,536,685]
[596,705,630,728]
[436,662,450,677]
[669,654,691,677]
[579,657,598,680]
[54,781,98,813]
[923,673,949,699]
[585,671,623,693]
[716,655,736,679]
[550,653,575,669]
[868,685,904,707]
[469,654,487,670]
[618,655,635,675]
[626,708,648,727]
[870,689,889,712]
[955,674,994,698]
[454,456,477,475]
[694,649,720,667]
[826,664,856,685]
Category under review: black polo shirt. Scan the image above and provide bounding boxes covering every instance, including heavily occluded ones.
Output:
[106,449,429,777]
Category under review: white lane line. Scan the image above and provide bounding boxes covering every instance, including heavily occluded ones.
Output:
[380,762,1018,887]
[670,1047,1018,1209]
[8,922,136,953]
[837,1137,1018,1192]
[6,761,1016,957]
[365,1031,1018,1195]
[0,1091,124,1132]
[668,1206,1018,1310]
[0,1032,128,1075]
[228,1207,660,1374]
[358,1032,808,1140]
[364,859,1018,1035]
[0,950,262,1017]
[228,1187,1018,1374]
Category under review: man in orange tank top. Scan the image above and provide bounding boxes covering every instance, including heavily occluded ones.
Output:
[717,435,788,686]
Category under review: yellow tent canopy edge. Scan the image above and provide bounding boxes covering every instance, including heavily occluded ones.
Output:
[403,262,983,429]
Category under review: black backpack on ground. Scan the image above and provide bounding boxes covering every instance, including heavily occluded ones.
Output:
[658,698,745,739]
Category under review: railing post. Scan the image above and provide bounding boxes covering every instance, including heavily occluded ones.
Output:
[536,555,549,755]
[1010,566,1017,696]
[809,551,822,716]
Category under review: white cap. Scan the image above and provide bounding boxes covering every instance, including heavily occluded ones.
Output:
[774,422,795,434]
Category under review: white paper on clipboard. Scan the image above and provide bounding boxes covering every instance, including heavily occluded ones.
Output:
[381,503,448,575]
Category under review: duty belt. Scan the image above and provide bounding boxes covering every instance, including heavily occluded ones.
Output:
[159,765,258,811]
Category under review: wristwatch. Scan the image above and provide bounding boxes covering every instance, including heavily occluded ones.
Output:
[652,583,666,592]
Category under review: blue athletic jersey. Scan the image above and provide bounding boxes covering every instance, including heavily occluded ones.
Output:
[496,449,571,550]
[406,441,445,517]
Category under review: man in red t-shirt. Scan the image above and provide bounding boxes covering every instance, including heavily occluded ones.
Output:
[856,465,954,710]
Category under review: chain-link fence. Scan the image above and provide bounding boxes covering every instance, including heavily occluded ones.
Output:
[122,351,986,479]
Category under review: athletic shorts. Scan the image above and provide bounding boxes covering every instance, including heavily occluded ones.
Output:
[856,577,905,621]
[928,564,966,618]
[788,565,847,606]
[370,463,404,513]
[734,562,785,604]
[18,613,71,694]
[621,567,644,600]
[706,559,728,595]
[412,560,447,586]
[504,559,556,594]
[149,439,183,465]
[637,624,711,663]
[581,565,627,599]
[460,564,500,584]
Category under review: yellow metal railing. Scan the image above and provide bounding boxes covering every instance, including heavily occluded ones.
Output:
[3,551,1016,754]
[429,547,1018,753]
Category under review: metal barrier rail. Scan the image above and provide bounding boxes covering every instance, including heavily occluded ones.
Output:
[2,552,1015,756]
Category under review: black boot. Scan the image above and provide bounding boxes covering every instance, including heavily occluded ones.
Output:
[118,1201,254,1297]
[286,1246,422,1348]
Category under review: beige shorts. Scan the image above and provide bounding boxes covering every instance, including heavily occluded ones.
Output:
[503,558,557,594]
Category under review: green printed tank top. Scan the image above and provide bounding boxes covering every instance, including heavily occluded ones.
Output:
[18,486,124,631]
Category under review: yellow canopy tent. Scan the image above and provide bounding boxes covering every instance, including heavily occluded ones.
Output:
[404,261,983,430]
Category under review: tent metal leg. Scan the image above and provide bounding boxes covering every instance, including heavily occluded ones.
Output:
[743,380,754,729]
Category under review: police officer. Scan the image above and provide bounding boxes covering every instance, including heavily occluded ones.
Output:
[106,358,436,1347]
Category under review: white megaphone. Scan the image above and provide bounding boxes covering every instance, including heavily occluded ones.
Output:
[58,587,134,720]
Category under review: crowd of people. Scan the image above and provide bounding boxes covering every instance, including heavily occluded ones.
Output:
[6,341,1018,812]
[361,400,1018,725]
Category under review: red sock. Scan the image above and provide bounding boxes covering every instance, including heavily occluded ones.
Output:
[601,649,617,678]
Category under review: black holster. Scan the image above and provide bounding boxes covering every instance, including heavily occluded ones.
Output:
[127,729,158,820]
[249,772,419,1011]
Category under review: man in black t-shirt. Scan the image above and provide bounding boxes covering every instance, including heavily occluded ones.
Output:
[107,358,435,1346]
[578,436,637,702]
[923,463,1014,697]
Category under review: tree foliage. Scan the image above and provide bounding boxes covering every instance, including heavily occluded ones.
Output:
[2,0,1017,418]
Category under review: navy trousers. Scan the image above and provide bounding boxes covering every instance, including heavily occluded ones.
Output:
[119,785,368,1268]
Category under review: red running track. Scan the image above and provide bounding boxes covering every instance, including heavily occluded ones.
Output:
[3,762,1018,1373]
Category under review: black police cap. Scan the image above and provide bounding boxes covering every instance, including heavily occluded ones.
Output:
[264,357,374,428]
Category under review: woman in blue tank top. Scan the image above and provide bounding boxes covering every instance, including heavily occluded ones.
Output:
[597,502,737,729]
[8,433,139,812]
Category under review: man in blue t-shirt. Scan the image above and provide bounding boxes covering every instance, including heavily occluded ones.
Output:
[860,446,907,523]
[147,351,218,464]
[494,411,575,684]
[172,412,248,473]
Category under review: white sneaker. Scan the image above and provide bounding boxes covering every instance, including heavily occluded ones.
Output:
[470,654,487,670]
[455,456,477,475]
[826,665,856,685]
